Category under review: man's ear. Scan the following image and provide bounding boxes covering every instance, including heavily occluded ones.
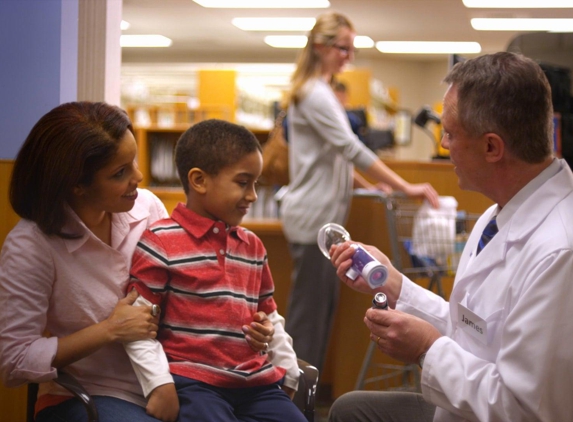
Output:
[188,168,207,194]
[484,132,504,163]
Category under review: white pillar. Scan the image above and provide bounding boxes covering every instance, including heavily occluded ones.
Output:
[77,0,122,105]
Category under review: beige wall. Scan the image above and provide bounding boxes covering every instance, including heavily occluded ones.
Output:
[361,57,449,161]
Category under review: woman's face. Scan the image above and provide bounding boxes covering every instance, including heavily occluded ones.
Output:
[318,26,356,76]
[71,130,143,217]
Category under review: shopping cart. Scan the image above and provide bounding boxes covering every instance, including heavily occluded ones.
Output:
[352,189,479,392]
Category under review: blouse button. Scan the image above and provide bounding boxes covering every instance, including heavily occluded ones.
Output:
[219,249,225,255]
[213,227,220,234]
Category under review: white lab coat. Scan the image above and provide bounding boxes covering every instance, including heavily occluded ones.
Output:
[397,159,573,422]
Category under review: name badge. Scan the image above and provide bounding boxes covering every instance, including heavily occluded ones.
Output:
[457,302,488,345]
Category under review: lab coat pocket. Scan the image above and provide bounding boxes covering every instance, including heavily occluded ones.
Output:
[482,307,504,347]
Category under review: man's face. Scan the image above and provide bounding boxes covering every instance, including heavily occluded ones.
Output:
[440,85,488,194]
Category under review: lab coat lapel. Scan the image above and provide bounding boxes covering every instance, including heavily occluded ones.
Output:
[452,215,506,299]
[452,161,573,303]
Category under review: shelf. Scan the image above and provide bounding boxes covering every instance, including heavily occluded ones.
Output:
[134,126,270,188]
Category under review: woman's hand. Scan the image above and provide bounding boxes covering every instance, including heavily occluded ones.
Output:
[146,383,179,422]
[403,182,440,208]
[105,289,159,343]
[374,182,393,194]
[243,311,274,352]
[53,290,160,368]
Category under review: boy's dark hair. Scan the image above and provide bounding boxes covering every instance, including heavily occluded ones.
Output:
[175,119,262,193]
[10,101,133,238]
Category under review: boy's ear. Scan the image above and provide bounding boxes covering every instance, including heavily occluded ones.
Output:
[188,168,207,194]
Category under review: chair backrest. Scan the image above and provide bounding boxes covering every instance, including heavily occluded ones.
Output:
[293,358,319,422]
[27,383,39,422]
[26,372,99,422]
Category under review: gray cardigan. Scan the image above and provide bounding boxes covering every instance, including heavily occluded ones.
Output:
[281,78,378,244]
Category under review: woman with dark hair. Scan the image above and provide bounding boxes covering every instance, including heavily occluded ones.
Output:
[0,101,169,421]
[0,102,273,422]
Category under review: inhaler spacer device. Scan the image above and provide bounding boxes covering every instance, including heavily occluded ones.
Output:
[317,223,388,289]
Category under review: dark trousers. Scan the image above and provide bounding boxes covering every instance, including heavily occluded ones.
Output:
[329,391,436,422]
[285,243,340,374]
[173,374,307,422]
[36,396,160,422]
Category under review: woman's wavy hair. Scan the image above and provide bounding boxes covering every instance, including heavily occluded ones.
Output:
[286,11,354,106]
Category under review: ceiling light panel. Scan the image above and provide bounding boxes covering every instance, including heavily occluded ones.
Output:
[232,18,316,31]
[120,35,173,47]
[376,41,481,54]
[264,35,308,48]
[264,35,374,49]
[194,0,330,7]
[471,18,573,31]
[463,0,573,7]
[354,36,374,48]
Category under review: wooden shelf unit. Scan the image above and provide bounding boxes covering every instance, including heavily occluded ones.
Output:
[134,126,270,188]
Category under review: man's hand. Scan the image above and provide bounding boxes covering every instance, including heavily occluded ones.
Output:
[146,383,179,422]
[330,242,403,307]
[243,311,274,352]
[364,307,441,364]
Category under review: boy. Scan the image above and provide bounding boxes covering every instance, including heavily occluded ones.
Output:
[125,119,304,422]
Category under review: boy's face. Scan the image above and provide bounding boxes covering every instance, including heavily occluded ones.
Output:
[197,150,262,226]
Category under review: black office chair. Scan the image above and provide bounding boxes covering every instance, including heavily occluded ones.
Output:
[28,359,319,422]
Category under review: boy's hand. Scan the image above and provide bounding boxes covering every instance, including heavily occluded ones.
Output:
[243,311,274,352]
[146,383,179,422]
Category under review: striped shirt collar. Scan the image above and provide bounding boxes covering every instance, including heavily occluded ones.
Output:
[171,202,250,245]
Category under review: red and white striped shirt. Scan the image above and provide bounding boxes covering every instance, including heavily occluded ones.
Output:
[129,203,285,388]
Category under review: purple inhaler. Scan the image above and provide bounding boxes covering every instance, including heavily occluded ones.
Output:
[317,223,388,289]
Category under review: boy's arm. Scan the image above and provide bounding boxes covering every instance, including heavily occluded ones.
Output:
[257,246,300,393]
[124,230,179,421]
[266,310,300,392]
[125,294,174,397]
[125,230,174,397]
[127,294,178,422]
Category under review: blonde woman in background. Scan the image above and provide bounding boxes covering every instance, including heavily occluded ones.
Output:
[281,11,439,375]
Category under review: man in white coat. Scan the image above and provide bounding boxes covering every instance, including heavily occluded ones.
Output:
[328,52,573,422]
